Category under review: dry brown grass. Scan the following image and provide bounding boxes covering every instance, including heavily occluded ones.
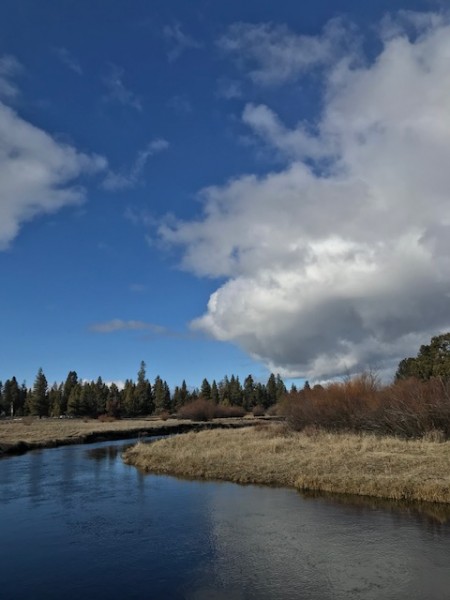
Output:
[123,424,450,504]
[0,417,187,453]
[0,416,261,455]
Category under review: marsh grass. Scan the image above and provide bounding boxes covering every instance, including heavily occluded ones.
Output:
[123,425,450,504]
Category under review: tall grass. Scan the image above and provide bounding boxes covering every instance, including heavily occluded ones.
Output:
[123,426,450,504]
[280,374,450,438]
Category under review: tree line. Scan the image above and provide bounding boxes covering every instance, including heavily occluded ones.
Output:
[0,361,287,418]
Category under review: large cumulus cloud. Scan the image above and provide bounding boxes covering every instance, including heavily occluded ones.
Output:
[160,13,450,379]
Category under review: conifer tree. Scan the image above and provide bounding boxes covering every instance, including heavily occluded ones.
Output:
[211,380,219,404]
[200,378,212,400]
[30,368,49,417]
[135,361,154,415]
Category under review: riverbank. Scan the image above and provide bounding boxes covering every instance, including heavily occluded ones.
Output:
[0,416,257,456]
[123,424,450,504]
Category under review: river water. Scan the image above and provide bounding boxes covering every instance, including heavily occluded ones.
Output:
[0,438,449,600]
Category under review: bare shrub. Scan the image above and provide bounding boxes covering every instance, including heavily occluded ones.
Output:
[177,400,245,421]
[214,404,246,418]
[177,399,216,421]
[252,405,265,417]
[266,404,280,416]
[280,372,450,439]
[97,414,116,423]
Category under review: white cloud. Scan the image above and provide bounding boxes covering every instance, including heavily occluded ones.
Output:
[103,64,142,110]
[89,319,167,334]
[102,138,169,191]
[163,23,202,62]
[161,12,450,380]
[218,18,354,85]
[0,86,107,249]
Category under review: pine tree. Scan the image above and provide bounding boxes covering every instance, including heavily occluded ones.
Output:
[30,368,49,417]
[49,383,63,417]
[275,374,287,401]
[243,375,256,410]
[135,361,154,415]
[153,376,166,413]
[62,371,78,415]
[3,377,20,417]
[106,383,121,417]
[67,384,81,416]
[211,380,219,404]
[266,373,277,408]
[200,378,212,400]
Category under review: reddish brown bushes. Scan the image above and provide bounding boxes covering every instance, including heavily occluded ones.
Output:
[97,414,117,423]
[280,374,450,438]
[177,399,245,421]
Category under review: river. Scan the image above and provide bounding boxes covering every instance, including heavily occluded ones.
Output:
[0,437,449,599]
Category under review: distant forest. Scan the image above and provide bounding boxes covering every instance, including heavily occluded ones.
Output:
[0,362,289,418]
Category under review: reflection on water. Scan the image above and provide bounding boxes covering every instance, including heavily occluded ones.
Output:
[0,438,449,600]
[301,490,450,526]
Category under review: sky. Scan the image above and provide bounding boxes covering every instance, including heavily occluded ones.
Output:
[1,0,449,389]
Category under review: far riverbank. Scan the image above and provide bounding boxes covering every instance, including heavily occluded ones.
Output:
[0,416,259,457]
[123,424,450,504]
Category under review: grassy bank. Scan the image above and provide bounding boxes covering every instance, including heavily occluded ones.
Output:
[0,416,256,456]
[123,424,450,504]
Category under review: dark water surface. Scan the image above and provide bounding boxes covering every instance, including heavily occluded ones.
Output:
[1,438,449,600]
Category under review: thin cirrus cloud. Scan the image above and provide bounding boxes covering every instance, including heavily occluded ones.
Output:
[0,54,22,99]
[54,47,83,75]
[102,64,142,110]
[160,11,450,381]
[217,18,354,86]
[89,319,168,335]
[101,138,169,191]
[163,23,202,62]
[0,55,107,249]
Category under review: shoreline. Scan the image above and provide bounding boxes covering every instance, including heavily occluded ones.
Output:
[123,424,450,505]
[0,417,259,457]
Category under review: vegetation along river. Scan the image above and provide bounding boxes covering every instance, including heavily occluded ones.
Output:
[1,437,450,599]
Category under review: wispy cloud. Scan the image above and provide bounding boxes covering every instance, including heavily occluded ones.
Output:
[54,47,83,75]
[163,23,202,62]
[0,54,22,100]
[102,138,169,191]
[216,78,242,100]
[102,64,142,110]
[167,94,192,114]
[129,283,147,293]
[217,18,353,86]
[89,319,168,334]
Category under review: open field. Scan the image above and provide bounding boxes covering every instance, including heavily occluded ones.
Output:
[123,424,450,504]
[0,416,257,456]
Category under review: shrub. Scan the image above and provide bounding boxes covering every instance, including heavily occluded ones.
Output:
[177,399,216,421]
[177,400,246,421]
[252,404,266,417]
[97,414,116,423]
[279,373,450,439]
[214,404,246,418]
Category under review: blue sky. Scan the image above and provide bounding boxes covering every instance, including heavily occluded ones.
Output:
[1,0,449,388]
